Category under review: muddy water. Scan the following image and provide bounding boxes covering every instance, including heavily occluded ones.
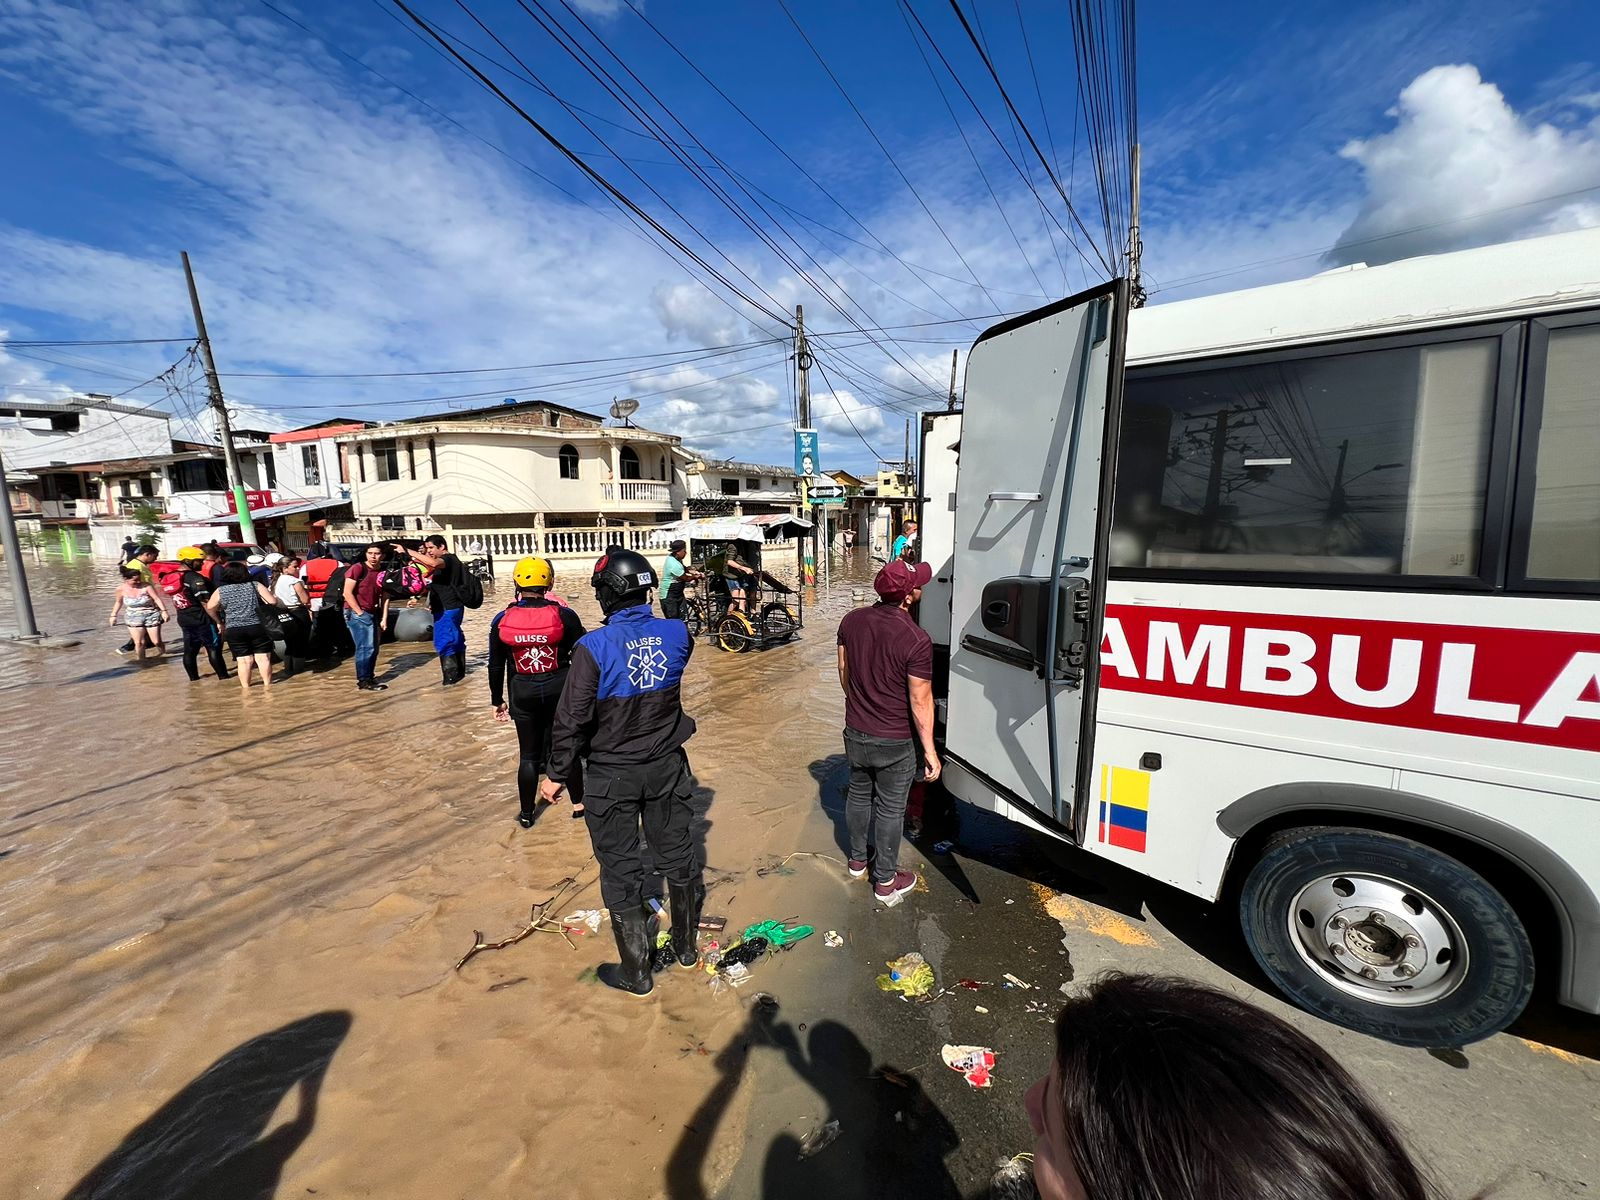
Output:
[0,553,878,1199]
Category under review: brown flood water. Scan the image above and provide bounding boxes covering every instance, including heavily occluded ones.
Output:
[0,553,877,1199]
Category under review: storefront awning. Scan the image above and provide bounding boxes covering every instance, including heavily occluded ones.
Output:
[206,497,349,522]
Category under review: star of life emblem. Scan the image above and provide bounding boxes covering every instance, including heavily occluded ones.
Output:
[515,644,557,673]
[628,645,670,689]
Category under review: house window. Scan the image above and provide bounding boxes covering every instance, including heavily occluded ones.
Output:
[339,443,351,484]
[406,441,416,479]
[658,455,667,481]
[171,459,228,492]
[746,477,760,490]
[138,476,154,498]
[559,444,580,480]
[302,445,321,488]
[547,411,561,428]
[428,437,438,479]
[378,515,406,531]
[373,440,399,481]
[48,413,80,432]
[263,454,277,489]
[720,478,741,496]
[620,446,642,480]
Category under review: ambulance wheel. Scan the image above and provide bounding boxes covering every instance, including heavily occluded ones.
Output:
[1239,827,1534,1047]
[716,614,753,653]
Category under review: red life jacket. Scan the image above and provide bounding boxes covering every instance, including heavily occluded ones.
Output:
[303,558,339,600]
[498,601,567,675]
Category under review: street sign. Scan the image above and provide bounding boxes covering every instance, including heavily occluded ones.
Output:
[809,482,845,499]
[810,495,847,506]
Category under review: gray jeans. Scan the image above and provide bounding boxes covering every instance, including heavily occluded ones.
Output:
[843,727,917,885]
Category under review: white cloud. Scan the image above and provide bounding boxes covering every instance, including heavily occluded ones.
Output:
[1328,64,1600,265]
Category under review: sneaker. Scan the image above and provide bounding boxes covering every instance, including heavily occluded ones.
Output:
[873,870,917,906]
[847,858,868,879]
[357,679,389,691]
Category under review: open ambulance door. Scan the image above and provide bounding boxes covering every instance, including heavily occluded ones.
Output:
[940,280,1127,838]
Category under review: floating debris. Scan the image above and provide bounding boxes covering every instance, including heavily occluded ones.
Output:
[975,1005,989,1014]
[876,952,935,1000]
[823,930,844,948]
[942,1044,997,1089]
[798,1119,841,1159]
[932,840,956,854]
[1002,973,1033,990]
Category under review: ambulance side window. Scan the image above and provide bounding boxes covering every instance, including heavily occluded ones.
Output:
[1111,332,1500,582]
[1517,319,1600,589]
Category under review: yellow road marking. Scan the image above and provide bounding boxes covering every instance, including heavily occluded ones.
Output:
[1031,882,1157,947]
[1518,1039,1590,1066]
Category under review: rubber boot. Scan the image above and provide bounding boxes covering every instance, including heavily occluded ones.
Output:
[453,647,467,682]
[597,906,655,997]
[438,652,453,685]
[668,880,705,969]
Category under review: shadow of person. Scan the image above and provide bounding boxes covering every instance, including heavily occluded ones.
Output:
[807,753,851,858]
[63,1010,353,1200]
[759,1018,961,1199]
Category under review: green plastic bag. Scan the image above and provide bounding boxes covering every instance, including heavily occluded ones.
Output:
[740,920,815,948]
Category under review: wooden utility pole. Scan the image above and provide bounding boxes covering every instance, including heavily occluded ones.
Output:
[947,349,959,411]
[182,252,256,544]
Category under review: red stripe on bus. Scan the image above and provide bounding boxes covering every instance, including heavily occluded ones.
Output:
[1100,604,1600,754]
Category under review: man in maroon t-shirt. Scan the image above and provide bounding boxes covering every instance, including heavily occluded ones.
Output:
[342,543,388,692]
[835,558,940,905]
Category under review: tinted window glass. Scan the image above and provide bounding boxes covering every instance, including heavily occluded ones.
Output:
[1112,339,1497,577]
[1525,324,1600,582]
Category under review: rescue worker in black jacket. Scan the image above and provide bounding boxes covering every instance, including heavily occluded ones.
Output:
[541,548,700,997]
[488,556,587,828]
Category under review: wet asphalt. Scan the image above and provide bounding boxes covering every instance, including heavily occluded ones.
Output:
[714,773,1600,1200]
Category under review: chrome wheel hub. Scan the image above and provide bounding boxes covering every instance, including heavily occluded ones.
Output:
[1287,872,1467,1007]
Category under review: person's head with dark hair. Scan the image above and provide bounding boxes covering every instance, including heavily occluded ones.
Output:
[203,542,225,563]
[423,534,447,552]
[1026,973,1442,1200]
[134,544,158,562]
[117,564,144,582]
[219,562,250,586]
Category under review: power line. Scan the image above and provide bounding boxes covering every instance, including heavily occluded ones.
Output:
[0,337,192,347]
[810,352,883,460]
[947,0,1113,276]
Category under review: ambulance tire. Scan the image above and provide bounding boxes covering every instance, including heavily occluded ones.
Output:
[1239,826,1535,1048]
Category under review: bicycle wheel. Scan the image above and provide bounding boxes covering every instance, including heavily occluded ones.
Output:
[684,607,704,638]
[716,613,754,653]
[759,602,798,642]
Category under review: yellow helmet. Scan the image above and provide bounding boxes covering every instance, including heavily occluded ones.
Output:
[513,557,554,589]
[176,545,205,562]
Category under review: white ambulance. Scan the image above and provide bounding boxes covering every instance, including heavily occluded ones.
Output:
[920,227,1600,1046]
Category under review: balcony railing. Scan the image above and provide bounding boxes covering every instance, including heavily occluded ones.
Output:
[600,480,673,505]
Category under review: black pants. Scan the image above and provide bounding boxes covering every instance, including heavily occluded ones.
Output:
[583,751,698,911]
[281,608,312,659]
[180,621,228,680]
[660,590,684,620]
[310,604,353,659]
[512,694,585,816]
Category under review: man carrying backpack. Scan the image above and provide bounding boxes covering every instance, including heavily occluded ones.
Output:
[394,533,480,686]
[541,548,699,998]
[302,543,350,660]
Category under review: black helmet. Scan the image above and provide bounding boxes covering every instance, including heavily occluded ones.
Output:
[591,548,657,614]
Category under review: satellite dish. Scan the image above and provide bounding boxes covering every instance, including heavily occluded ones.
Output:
[610,396,640,423]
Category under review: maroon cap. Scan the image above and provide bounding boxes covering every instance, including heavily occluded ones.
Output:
[874,559,932,602]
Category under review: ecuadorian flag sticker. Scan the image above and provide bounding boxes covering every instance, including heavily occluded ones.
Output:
[1099,766,1149,853]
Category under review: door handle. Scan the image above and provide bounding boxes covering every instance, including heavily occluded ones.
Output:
[987,491,1041,502]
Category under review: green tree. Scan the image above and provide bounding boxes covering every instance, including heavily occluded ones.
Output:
[130,501,166,551]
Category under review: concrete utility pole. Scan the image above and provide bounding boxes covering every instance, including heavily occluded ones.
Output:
[0,445,40,639]
[795,304,815,584]
[947,349,960,411]
[182,252,256,544]
[1130,143,1146,308]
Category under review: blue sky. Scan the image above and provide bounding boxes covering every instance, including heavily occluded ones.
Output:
[1,0,1597,473]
